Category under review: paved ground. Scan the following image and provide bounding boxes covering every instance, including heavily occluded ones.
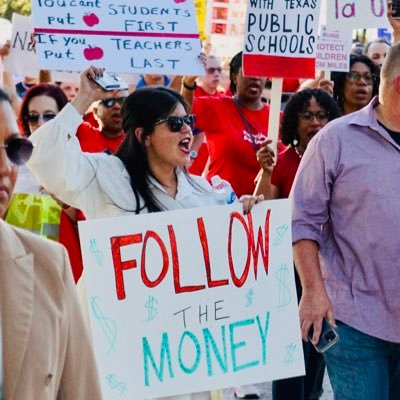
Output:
[220,373,334,399]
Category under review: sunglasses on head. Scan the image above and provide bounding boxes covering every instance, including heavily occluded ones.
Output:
[26,113,57,124]
[206,67,222,74]
[153,115,196,132]
[101,97,126,108]
[0,137,34,165]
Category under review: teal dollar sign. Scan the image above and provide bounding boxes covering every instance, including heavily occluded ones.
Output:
[90,297,117,356]
[144,295,158,321]
[276,264,291,309]
[106,374,127,394]
[89,238,103,266]
[245,288,254,307]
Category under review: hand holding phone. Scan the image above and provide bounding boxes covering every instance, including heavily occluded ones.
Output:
[308,318,339,353]
[93,72,128,91]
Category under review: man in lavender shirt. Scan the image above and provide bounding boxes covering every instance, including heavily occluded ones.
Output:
[290,43,400,399]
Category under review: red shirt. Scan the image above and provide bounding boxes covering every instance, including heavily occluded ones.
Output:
[189,86,224,176]
[271,147,301,198]
[193,96,271,197]
[77,122,125,153]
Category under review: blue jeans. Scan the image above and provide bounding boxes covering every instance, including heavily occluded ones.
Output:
[324,321,400,400]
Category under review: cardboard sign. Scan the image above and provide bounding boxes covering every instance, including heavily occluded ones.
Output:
[79,201,304,399]
[243,0,322,79]
[3,14,38,77]
[316,26,352,72]
[30,0,204,75]
[206,0,247,57]
[326,0,390,29]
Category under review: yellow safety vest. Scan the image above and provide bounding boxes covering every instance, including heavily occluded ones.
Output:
[5,193,62,241]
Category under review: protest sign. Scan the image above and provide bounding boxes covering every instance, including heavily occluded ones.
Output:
[30,0,204,75]
[206,0,247,57]
[326,0,390,29]
[316,26,352,72]
[243,0,322,79]
[3,14,38,77]
[79,201,304,399]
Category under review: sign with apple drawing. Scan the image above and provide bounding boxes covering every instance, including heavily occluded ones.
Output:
[29,0,204,76]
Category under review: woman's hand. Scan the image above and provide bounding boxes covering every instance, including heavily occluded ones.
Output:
[299,71,334,96]
[388,0,400,43]
[239,194,264,215]
[256,139,275,172]
[0,41,11,59]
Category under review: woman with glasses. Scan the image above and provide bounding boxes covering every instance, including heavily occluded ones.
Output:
[254,89,341,400]
[0,87,103,399]
[4,84,68,242]
[331,54,380,115]
[26,68,262,400]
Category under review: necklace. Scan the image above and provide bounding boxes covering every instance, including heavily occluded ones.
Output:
[293,146,303,159]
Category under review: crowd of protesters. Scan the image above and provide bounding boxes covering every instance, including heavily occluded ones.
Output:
[1,5,400,399]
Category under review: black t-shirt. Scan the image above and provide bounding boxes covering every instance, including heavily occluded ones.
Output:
[378,121,400,147]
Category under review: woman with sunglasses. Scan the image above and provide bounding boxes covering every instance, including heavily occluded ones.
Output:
[0,87,103,399]
[4,83,68,241]
[254,89,341,400]
[26,67,262,400]
[331,54,380,116]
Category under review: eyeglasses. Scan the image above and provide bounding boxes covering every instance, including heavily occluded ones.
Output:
[345,71,376,84]
[153,115,196,132]
[101,97,126,108]
[26,113,57,125]
[206,67,222,74]
[299,111,329,122]
[0,137,34,165]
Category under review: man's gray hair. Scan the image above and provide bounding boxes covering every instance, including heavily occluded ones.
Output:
[381,42,400,82]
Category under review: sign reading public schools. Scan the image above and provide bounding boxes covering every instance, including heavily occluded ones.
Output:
[243,0,322,79]
[30,0,204,75]
[79,200,304,399]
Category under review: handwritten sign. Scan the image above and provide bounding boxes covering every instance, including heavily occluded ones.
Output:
[326,0,390,29]
[205,0,247,57]
[30,0,204,75]
[3,14,38,77]
[316,26,352,72]
[79,201,304,399]
[243,0,322,79]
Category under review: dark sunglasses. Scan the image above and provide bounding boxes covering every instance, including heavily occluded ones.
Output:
[206,67,222,74]
[153,115,196,132]
[0,137,34,165]
[101,97,126,108]
[26,113,57,124]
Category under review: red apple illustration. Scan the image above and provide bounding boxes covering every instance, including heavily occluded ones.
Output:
[83,45,104,61]
[82,13,100,27]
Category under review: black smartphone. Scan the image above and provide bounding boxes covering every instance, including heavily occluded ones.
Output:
[93,72,128,91]
[391,0,400,19]
[308,319,339,353]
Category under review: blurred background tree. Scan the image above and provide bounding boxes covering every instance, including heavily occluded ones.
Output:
[0,0,31,20]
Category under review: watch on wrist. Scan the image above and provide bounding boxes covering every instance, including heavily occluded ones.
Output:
[183,80,197,91]
[189,150,198,159]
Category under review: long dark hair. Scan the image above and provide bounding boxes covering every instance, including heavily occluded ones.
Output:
[281,89,341,146]
[331,54,380,112]
[116,87,189,214]
[18,83,68,137]
[229,51,243,95]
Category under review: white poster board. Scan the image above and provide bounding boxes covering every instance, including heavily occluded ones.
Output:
[3,14,38,77]
[205,0,247,57]
[79,201,304,399]
[30,0,204,75]
[326,0,390,29]
[316,26,352,72]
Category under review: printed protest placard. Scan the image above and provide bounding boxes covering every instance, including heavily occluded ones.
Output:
[30,0,204,75]
[206,0,247,57]
[3,14,38,77]
[326,0,390,29]
[243,0,322,79]
[316,26,352,72]
[79,201,304,399]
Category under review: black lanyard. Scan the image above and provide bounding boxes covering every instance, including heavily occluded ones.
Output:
[233,98,259,154]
